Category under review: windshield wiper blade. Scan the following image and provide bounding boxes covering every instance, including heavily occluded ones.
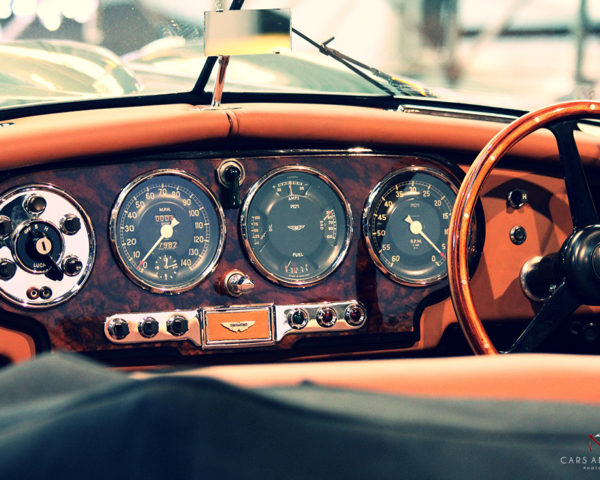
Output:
[192,0,246,95]
[292,28,396,97]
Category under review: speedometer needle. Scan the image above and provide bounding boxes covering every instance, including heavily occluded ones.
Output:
[403,215,446,259]
[138,217,180,268]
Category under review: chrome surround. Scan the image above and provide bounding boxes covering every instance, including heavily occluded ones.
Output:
[316,306,338,328]
[201,304,275,350]
[345,302,366,326]
[0,184,95,308]
[104,300,364,349]
[240,165,353,288]
[109,169,226,294]
[11,219,65,274]
[362,166,460,287]
[104,310,201,345]
[287,308,309,330]
[274,300,366,341]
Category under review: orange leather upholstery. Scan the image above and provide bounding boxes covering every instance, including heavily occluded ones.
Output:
[3,103,600,169]
[183,354,600,405]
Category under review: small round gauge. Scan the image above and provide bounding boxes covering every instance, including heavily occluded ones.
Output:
[109,169,225,293]
[363,167,458,286]
[240,166,352,287]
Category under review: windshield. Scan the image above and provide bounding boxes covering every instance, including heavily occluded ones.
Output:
[0,0,599,111]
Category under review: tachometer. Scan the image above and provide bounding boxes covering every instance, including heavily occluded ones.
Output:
[240,166,352,287]
[363,167,458,286]
[109,169,225,293]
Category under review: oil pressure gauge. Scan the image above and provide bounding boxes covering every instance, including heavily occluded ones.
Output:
[240,166,352,287]
[363,167,459,286]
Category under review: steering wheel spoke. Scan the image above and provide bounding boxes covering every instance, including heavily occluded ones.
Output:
[548,120,599,229]
[506,282,581,353]
[448,101,600,355]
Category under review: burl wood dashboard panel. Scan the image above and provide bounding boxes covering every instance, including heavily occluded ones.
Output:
[0,144,574,363]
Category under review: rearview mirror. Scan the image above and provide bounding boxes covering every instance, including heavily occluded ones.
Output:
[204,8,291,56]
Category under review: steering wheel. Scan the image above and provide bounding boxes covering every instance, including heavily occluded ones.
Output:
[447,101,600,355]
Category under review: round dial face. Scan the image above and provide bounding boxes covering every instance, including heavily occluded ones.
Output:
[109,170,225,293]
[363,167,458,286]
[241,166,352,287]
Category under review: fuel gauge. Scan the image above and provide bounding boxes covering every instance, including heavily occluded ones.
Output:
[241,166,352,287]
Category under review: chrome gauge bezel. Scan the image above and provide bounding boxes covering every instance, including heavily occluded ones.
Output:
[0,184,96,309]
[240,165,353,288]
[109,169,226,294]
[362,166,460,287]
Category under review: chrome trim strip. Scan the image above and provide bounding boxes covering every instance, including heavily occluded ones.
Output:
[274,300,366,341]
[108,168,226,294]
[240,165,353,288]
[401,104,516,123]
[104,310,201,345]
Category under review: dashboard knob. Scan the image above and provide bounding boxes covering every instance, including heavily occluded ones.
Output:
[345,303,366,326]
[287,308,308,330]
[0,259,16,281]
[63,256,83,276]
[167,315,189,336]
[60,214,81,235]
[224,270,254,297]
[138,317,159,338]
[0,216,13,238]
[23,195,46,215]
[107,318,130,340]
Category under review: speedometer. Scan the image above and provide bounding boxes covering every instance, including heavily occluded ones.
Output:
[109,169,225,293]
[240,166,352,287]
[363,167,458,286]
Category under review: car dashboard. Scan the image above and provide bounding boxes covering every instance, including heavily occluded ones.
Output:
[0,101,596,366]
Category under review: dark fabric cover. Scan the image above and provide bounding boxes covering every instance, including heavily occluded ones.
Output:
[0,353,597,479]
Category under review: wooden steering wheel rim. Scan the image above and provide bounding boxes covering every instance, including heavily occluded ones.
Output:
[447,100,600,355]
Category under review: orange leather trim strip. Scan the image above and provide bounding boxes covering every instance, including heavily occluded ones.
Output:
[192,354,600,405]
[0,326,35,363]
[1,102,599,170]
[0,104,232,169]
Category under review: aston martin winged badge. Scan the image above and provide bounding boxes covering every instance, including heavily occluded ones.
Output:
[221,321,256,333]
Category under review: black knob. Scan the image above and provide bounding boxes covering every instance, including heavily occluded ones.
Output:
[63,256,83,276]
[507,189,528,209]
[0,216,13,238]
[287,309,308,330]
[582,322,600,342]
[108,318,130,340]
[139,317,159,338]
[167,315,188,336]
[316,306,337,328]
[60,214,81,235]
[510,226,527,245]
[0,259,16,281]
[24,195,46,215]
[345,303,366,326]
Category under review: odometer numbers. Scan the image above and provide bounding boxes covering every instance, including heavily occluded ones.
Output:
[109,170,225,293]
[363,167,458,286]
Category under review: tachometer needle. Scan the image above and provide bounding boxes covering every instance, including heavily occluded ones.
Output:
[403,215,446,259]
[138,217,180,268]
